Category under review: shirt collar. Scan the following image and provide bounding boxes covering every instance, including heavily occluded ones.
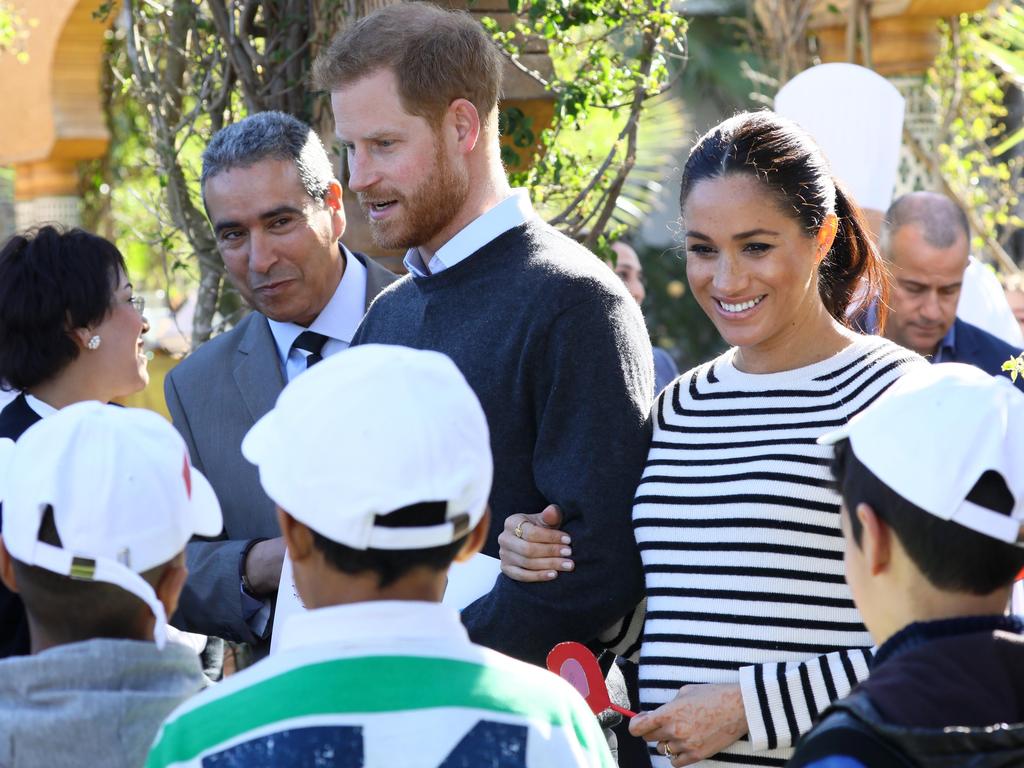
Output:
[402,189,535,278]
[267,245,366,366]
[277,600,469,653]
[23,394,57,419]
[933,321,957,363]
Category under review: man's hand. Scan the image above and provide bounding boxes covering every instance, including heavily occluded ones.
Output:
[244,536,286,595]
[498,504,574,582]
[629,684,748,766]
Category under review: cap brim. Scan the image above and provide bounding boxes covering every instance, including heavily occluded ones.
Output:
[188,467,224,538]
[817,425,851,446]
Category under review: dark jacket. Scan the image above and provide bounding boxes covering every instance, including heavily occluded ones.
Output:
[789,615,1024,768]
[0,394,41,658]
[944,318,1024,391]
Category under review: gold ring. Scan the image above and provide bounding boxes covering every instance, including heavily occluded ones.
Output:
[514,520,525,539]
[664,743,674,759]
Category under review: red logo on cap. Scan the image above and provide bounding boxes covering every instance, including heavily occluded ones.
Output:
[182,452,192,499]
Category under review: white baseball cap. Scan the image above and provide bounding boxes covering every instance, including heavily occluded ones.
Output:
[819,363,1024,545]
[242,344,493,550]
[0,401,222,648]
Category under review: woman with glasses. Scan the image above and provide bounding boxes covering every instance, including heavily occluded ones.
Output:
[0,225,150,658]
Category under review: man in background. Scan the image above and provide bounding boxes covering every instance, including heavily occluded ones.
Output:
[611,239,679,395]
[877,191,1022,388]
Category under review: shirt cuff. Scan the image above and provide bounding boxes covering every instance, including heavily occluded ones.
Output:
[240,584,273,639]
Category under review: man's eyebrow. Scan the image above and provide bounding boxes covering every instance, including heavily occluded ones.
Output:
[212,206,302,235]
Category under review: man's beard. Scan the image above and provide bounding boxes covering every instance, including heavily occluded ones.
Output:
[363,145,469,251]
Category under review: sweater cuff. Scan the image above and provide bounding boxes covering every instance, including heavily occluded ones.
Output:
[739,663,772,752]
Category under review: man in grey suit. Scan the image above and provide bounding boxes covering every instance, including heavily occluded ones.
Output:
[165,112,398,650]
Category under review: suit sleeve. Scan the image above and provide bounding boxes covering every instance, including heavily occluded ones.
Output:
[461,294,653,665]
[740,646,874,752]
[165,369,263,644]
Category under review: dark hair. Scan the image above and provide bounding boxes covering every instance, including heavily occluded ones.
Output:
[309,502,470,589]
[831,439,1024,595]
[0,226,127,391]
[311,2,503,128]
[679,111,888,327]
[201,111,335,204]
[11,508,170,644]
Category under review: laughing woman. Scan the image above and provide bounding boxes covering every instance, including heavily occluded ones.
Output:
[500,112,926,767]
[0,226,150,658]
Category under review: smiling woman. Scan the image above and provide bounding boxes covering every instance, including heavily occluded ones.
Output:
[500,111,928,767]
[0,224,151,659]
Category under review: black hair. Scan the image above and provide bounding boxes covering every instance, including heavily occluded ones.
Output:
[0,226,127,391]
[831,438,1024,595]
[11,508,170,644]
[309,502,472,588]
[679,111,888,328]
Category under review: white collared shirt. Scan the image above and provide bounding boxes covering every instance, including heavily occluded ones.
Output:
[403,189,535,277]
[24,394,57,419]
[267,245,367,382]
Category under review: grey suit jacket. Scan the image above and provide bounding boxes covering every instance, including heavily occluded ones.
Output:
[165,250,398,645]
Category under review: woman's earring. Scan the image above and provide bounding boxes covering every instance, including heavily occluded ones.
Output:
[87,335,102,350]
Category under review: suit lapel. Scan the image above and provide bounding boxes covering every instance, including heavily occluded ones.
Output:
[356,250,400,311]
[233,313,285,425]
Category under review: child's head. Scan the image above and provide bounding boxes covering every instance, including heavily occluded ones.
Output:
[0,402,223,650]
[820,364,1024,642]
[242,345,493,605]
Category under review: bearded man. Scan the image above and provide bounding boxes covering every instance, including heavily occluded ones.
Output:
[313,3,655,668]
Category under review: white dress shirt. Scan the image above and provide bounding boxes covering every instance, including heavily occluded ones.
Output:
[403,189,536,277]
[267,245,367,382]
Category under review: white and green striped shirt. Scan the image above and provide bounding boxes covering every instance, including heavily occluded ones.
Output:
[147,601,613,768]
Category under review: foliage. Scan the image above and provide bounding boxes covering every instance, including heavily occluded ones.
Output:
[98,0,343,347]
[0,1,34,63]
[483,0,687,252]
[100,1,688,347]
[930,4,1023,262]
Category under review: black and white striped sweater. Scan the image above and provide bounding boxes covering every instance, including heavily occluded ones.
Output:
[633,335,924,767]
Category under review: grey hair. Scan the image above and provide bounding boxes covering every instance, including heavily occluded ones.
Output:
[881,191,970,259]
[201,111,335,204]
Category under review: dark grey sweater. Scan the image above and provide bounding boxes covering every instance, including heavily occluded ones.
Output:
[352,221,653,665]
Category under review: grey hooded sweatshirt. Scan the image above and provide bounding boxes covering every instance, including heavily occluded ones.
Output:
[0,638,204,768]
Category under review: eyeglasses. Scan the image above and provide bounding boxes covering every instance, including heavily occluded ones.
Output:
[129,296,145,315]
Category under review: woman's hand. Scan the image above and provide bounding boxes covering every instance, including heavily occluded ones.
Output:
[629,684,748,766]
[498,504,575,582]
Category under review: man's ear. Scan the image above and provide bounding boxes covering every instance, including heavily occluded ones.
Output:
[447,98,481,155]
[855,502,892,576]
[0,536,19,594]
[453,508,490,564]
[277,507,314,563]
[155,552,188,620]
[324,179,346,242]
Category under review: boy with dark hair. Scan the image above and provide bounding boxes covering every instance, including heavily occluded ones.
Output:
[0,402,223,768]
[789,363,1024,767]
[147,345,614,768]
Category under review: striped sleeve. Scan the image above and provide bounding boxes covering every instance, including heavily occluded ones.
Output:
[739,647,873,751]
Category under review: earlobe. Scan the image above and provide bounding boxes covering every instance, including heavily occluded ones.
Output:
[453,508,490,563]
[325,180,346,241]
[0,537,18,594]
[856,502,891,575]
[277,507,313,562]
[817,213,839,262]
[449,99,481,153]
